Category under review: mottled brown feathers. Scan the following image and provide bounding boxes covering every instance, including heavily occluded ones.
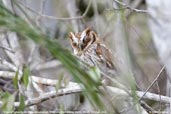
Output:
[68,28,115,70]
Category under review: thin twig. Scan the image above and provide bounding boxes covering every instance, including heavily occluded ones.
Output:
[156,81,161,113]
[27,44,38,66]
[139,65,165,101]
[12,1,38,29]
[0,58,22,75]
[0,46,14,53]
[126,0,143,17]
[36,0,46,25]
[113,0,148,13]
[18,0,92,21]
[137,91,171,103]
[2,33,23,67]
[34,60,62,71]
[140,101,154,113]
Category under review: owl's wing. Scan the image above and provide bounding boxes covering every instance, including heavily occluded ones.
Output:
[96,43,116,70]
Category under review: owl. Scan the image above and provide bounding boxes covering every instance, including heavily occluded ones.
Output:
[69,28,116,77]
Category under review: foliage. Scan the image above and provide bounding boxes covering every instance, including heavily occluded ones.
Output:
[1,92,16,112]
[13,69,19,89]
[21,66,30,88]
[0,2,105,110]
[18,95,25,111]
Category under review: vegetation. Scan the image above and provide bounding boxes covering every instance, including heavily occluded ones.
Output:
[0,0,169,114]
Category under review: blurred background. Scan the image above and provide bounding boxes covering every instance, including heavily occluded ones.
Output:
[0,0,171,113]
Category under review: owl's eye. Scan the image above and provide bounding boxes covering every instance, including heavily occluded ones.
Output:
[83,37,86,43]
[72,42,77,47]
[83,37,90,44]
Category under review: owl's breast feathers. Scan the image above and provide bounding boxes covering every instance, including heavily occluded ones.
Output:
[78,43,116,70]
[79,44,100,67]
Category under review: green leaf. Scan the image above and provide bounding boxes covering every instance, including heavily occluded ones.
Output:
[1,92,16,112]
[0,3,105,110]
[88,67,101,84]
[59,104,64,114]
[13,69,19,89]
[56,72,64,91]
[18,95,25,111]
[22,66,30,88]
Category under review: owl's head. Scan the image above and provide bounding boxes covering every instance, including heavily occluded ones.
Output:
[69,28,98,55]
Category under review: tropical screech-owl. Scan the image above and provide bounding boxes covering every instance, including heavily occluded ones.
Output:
[69,28,116,77]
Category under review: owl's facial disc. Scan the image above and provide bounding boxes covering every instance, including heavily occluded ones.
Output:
[69,28,96,55]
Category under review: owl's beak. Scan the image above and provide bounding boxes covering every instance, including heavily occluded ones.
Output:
[77,45,83,56]
[79,43,86,51]
[78,45,81,50]
[80,44,84,51]
[77,51,82,56]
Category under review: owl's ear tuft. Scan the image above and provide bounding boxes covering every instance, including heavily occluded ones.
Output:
[90,31,98,41]
[68,32,73,40]
[85,27,91,34]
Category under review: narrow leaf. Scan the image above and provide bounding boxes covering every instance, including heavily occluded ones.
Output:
[56,72,64,91]
[22,66,30,88]
[88,67,101,84]
[13,69,19,89]
[1,92,16,112]
[18,95,25,111]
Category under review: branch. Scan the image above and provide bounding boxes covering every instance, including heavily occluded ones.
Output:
[137,91,171,103]
[34,60,62,71]
[0,83,82,107]
[0,58,22,75]
[0,46,14,53]
[17,0,91,21]
[36,0,46,25]
[1,71,170,107]
[0,84,170,108]
[139,65,165,101]
[113,0,148,13]
[0,71,79,88]
[0,71,16,78]
[1,32,24,67]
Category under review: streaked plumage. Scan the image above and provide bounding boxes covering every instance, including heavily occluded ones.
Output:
[69,28,116,80]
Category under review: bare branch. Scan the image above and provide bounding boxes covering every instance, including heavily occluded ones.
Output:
[0,83,82,107]
[139,65,165,101]
[0,68,170,109]
[18,0,92,21]
[27,42,39,66]
[0,71,78,88]
[156,81,161,113]
[0,46,14,53]
[140,101,155,113]
[113,0,148,13]
[32,81,44,93]
[0,58,22,75]
[0,71,16,78]
[1,32,24,67]
[34,60,62,71]
[1,70,170,105]
[36,0,46,25]
[0,84,170,108]
[137,91,171,104]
